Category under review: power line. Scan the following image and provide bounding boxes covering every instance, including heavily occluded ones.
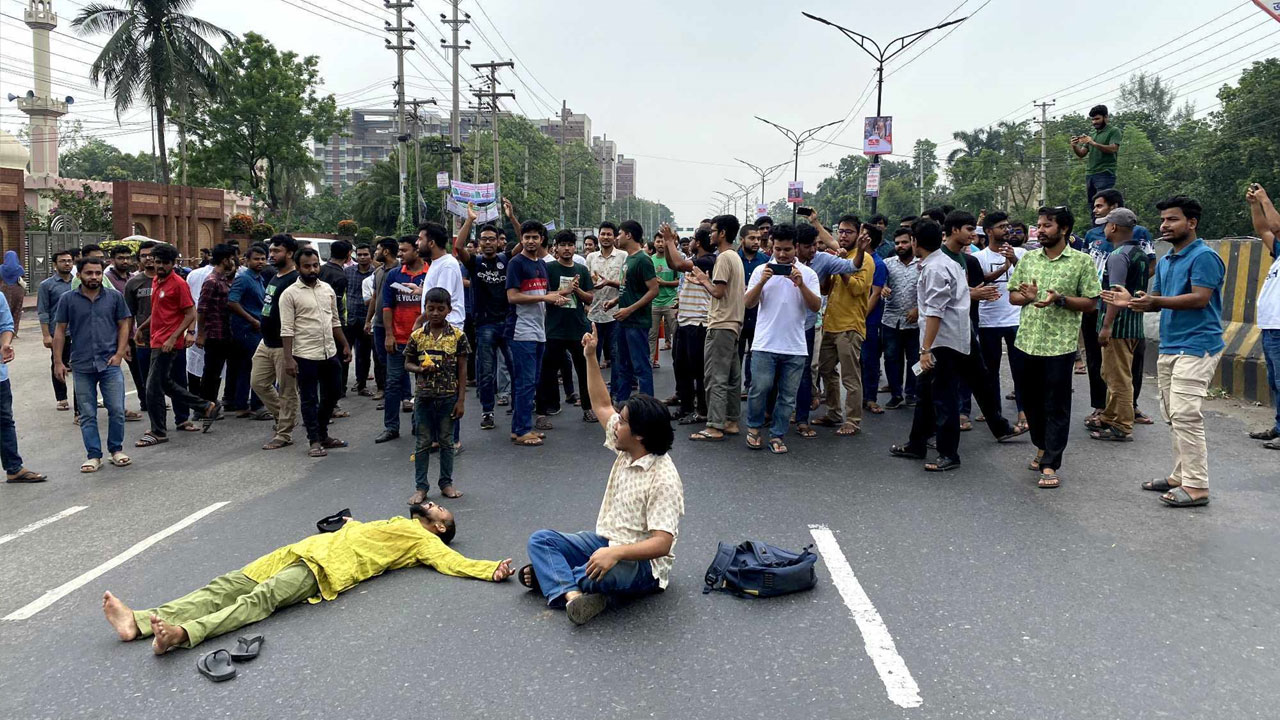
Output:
[470,0,558,105]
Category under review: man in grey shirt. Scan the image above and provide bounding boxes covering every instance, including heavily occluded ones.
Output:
[365,237,398,400]
[890,219,969,472]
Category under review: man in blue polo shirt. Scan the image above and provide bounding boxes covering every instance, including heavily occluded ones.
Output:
[52,257,133,472]
[1103,196,1223,508]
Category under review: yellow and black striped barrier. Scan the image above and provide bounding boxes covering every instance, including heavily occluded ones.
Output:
[1205,238,1270,405]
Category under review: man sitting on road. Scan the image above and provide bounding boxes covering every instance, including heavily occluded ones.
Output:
[102,502,513,653]
[521,324,683,625]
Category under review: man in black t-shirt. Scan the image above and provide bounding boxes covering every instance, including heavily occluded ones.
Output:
[537,230,595,422]
[251,235,301,450]
[457,222,513,431]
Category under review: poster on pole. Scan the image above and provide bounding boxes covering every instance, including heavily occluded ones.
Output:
[1252,0,1280,23]
[863,116,893,156]
[450,180,496,204]
[787,181,804,205]
[755,203,769,219]
[865,164,881,197]
[436,171,449,189]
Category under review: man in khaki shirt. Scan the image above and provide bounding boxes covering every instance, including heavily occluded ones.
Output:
[663,215,744,440]
[280,249,352,458]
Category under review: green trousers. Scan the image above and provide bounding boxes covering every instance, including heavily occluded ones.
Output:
[132,561,319,648]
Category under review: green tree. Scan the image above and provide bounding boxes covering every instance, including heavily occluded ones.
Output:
[72,0,232,184]
[60,138,156,182]
[30,184,113,232]
[183,32,347,210]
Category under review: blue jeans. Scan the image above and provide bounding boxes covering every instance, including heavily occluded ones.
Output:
[746,351,806,438]
[881,325,919,401]
[861,321,882,404]
[75,365,127,458]
[475,322,513,413]
[372,325,388,391]
[1264,329,1280,433]
[230,333,263,411]
[1087,171,1116,207]
[612,325,654,404]
[526,529,660,606]
[382,340,411,433]
[510,340,544,437]
[795,327,817,424]
[0,379,23,474]
[414,396,456,491]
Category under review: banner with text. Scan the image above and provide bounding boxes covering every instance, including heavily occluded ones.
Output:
[450,180,496,204]
[755,203,769,219]
[865,164,881,197]
[863,116,893,156]
[436,171,449,189]
[787,181,804,205]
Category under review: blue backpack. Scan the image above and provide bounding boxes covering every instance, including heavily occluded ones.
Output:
[702,541,818,598]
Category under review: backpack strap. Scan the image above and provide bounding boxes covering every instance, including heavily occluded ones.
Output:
[703,542,737,594]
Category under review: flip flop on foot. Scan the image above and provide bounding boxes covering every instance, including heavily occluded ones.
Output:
[135,433,168,448]
[5,468,48,483]
[925,456,961,472]
[308,444,328,457]
[767,437,788,454]
[512,433,544,446]
[746,430,763,450]
[795,424,817,438]
[1037,471,1060,489]
[1160,486,1209,507]
[80,458,102,473]
[689,429,725,442]
[519,564,541,592]
[56,400,70,411]
[320,437,348,449]
[835,423,860,437]
[262,438,292,451]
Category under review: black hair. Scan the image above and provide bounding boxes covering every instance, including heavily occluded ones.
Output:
[1037,205,1075,235]
[137,240,157,253]
[795,224,818,246]
[378,237,398,254]
[771,223,797,246]
[294,247,320,264]
[700,218,714,225]
[899,215,918,225]
[923,207,946,224]
[860,223,882,245]
[397,235,418,248]
[478,223,499,237]
[910,219,943,251]
[1155,195,1203,223]
[619,219,644,243]
[53,249,75,262]
[111,245,132,257]
[981,210,1009,230]
[944,210,977,235]
[269,234,298,253]
[554,229,577,246]
[1089,104,1109,118]
[1094,189,1124,208]
[754,215,773,227]
[940,204,955,215]
[417,222,449,251]
[329,239,352,261]
[868,214,888,226]
[893,227,912,239]
[211,243,236,265]
[711,214,740,243]
[653,232,663,241]
[199,247,211,255]
[622,394,674,456]
[81,243,103,256]
[354,242,372,252]
[151,244,178,264]
[76,256,106,272]
[520,219,548,241]
[693,227,713,253]
[424,286,452,306]
[837,214,860,227]
[245,243,268,258]
[409,503,456,545]
[598,221,618,234]
[583,234,598,243]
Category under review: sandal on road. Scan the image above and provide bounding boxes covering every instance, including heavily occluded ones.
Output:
[135,433,168,448]
[518,564,541,592]
[1161,486,1209,507]
[196,649,236,683]
[746,430,763,450]
[1142,477,1177,492]
[835,423,860,437]
[925,456,961,472]
[512,433,544,446]
[110,451,132,467]
[689,429,726,442]
[795,424,817,438]
[230,635,264,662]
[767,437,788,454]
[1037,472,1061,489]
[80,458,102,474]
[890,444,926,459]
[5,469,48,483]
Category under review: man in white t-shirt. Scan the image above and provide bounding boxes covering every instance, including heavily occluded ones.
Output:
[1246,185,1280,448]
[972,212,1028,430]
[742,225,821,454]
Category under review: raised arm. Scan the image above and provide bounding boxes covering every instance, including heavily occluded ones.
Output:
[581,323,616,428]
[659,224,694,272]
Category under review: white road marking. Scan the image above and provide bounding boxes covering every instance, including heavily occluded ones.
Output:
[809,524,923,709]
[0,506,88,546]
[3,502,229,621]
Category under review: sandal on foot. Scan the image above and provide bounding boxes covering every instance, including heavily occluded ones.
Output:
[925,456,961,472]
[958,417,973,432]
[1090,426,1133,442]
[1037,472,1061,489]
[767,437,788,454]
[330,408,350,419]
[689,429,726,442]
[864,402,884,415]
[320,438,348,449]
[745,430,763,450]
[890,444,926,459]
[1134,410,1154,425]
[1266,439,1280,450]
[5,469,48,483]
[835,423,860,437]
[110,452,132,467]
[56,400,70,411]
[1160,486,1209,507]
[124,410,143,422]
[512,433,544,446]
[997,426,1028,443]
[519,564,541,592]
[80,458,102,473]
[308,446,328,458]
[135,433,168,448]
[262,438,292,451]
[176,421,201,432]
[796,424,817,438]
[1028,452,1044,471]
[811,416,840,427]
[1142,477,1178,492]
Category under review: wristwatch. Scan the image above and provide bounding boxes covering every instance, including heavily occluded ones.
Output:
[1053,294,1067,308]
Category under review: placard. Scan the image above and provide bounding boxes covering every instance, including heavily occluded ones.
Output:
[863,116,893,156]
[436,171,449,189]
[1253,0,1280,23]
[755,203,769,219]
[787,181,803,205]
[865,164,881,198]
[450,180,496,204]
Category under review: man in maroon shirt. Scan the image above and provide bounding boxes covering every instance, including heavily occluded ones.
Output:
[196,244,237,404]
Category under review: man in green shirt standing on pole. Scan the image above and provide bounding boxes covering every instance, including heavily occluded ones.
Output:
[1072,104,1122,209]
[648,232,680,369]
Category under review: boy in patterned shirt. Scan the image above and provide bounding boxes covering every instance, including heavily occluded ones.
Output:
[405,287,470,504]
[520,323,683,626]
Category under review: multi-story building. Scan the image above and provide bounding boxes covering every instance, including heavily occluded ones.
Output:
[536,108,591,146]
[313,108,488,191]
[615,155,635,200]
[592,135,617,203]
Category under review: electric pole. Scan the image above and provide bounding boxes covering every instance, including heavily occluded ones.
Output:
[575,173,582,227]
[385,0,415,233]
[440,2,470,195]
[559,100,567,229]
[599,132,609,223]
[1034,100,1056,208]
[917,144,925,214]
[403,98,438,224]
[472,61,514,204]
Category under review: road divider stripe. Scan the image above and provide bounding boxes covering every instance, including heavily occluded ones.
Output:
[0,506,88,546]
[809,524,923,709]
[3,502,229,621]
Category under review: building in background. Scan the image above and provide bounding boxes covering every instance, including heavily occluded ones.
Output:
[536,108,591,146]
[593,135,617,204]
[615,155,635,200]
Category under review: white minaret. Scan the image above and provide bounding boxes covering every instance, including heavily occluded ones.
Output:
[17,0,69,178]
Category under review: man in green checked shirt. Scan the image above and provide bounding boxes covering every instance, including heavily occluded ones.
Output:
[1008,206,1103,489]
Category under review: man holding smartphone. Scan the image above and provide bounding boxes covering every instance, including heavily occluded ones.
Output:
[814,215,876,437]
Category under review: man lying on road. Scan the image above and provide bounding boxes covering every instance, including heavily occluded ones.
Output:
[102,503,513,653]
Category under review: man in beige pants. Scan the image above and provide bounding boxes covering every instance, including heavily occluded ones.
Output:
[1102,196,1223,507]
[814,218,876,436]
[251,235,301,450]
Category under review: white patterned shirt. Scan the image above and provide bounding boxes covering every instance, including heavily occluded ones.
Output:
[596,414,685,588]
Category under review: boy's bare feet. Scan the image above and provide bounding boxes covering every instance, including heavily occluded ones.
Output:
[102,591,138,641]
[149,614,187,655]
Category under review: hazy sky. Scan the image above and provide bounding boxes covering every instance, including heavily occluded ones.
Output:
[2,0,1277,224]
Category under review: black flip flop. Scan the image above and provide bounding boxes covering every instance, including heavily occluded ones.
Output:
[196,648,236,682]
[229,635,264,662]
[518,564,541,593]
[1160,486,1209,508]
[924,456,961,472]
[889,444,925,460]
[317,509,351,533]
[1141,477,1176,492]
[202,402,222,433]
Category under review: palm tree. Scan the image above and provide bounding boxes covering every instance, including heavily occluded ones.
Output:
[72,0,232,185]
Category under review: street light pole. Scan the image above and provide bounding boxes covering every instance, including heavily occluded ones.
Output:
[734,159,790,209]
[713,191,733,216]
[725,178,755,225]
[802,11,968,215]
[754,117,843,225]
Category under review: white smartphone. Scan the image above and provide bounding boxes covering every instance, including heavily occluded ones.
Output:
[911,361,926,376]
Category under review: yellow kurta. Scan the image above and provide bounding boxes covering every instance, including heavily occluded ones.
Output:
[241,517,499,603]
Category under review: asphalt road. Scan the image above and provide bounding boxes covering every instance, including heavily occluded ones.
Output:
[0,331,1277,720]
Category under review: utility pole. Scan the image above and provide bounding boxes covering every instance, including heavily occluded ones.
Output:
[404,98,438,224]
[1034,100,1056,208]
[440,2,470,197]
[599,132,608,223]
[558,100,567,229]
[471,61,515,204]
[575,172,582,227]
[385,0,415,233]
[804,11,968,216]
[918,144,925,214]
[523,145,529,201]
[754,116,842,225]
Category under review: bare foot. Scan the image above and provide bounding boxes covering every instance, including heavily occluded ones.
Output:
[149,614,187,655]
[102,591,138,641]
[441,485,462,499]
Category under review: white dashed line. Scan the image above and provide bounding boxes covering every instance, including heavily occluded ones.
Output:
[809,524,923,709]
[4,502,229,621]
[0,506,88,546]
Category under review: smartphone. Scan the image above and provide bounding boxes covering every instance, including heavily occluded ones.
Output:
[797,206,814,217]
[767,262,792,276]
[911,360,927,376]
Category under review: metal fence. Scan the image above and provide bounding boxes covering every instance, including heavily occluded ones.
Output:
[23,228,109,293]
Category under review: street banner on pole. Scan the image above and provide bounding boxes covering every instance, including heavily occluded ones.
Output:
[546,221,557,232]
[450,180,496,204]
[787,181,804,205]
[863,116,893,156]
[436,171,449,189]
[865,165,881,197]
[1253,0,1280,23]
[756,203,769,219]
